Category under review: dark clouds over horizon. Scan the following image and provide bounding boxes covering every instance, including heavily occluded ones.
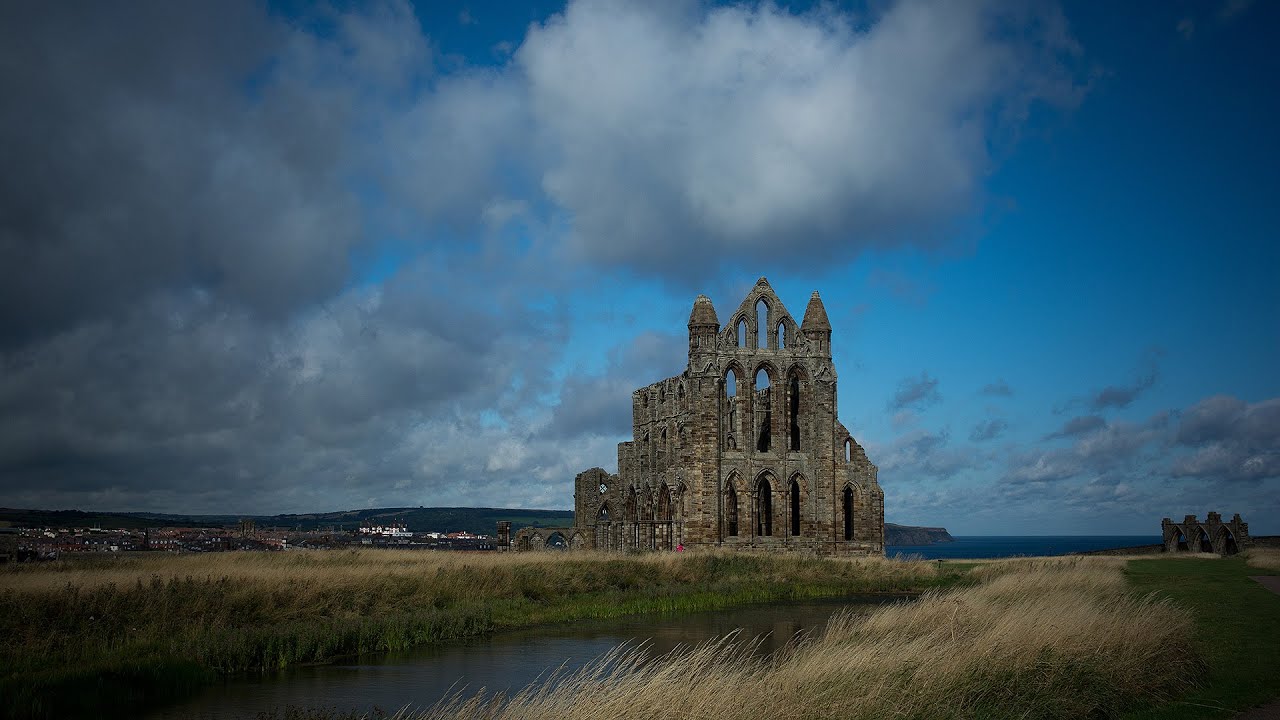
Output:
[1,0,1277,533]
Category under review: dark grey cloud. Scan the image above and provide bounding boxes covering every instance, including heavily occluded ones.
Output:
[1091,358,1160,411]
[980,379,1014,397]
[969,419,1008,442]
[1171,395,1280,482]
[889,372,941,411]
[1046,415,1107,439]
[0,1,420,349]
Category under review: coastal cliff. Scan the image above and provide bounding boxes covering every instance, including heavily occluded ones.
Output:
[886,523,954,545]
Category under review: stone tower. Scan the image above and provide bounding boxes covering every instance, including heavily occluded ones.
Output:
[521,278,884,554]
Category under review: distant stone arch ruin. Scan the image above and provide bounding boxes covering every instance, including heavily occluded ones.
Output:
[1162,513,1249,555]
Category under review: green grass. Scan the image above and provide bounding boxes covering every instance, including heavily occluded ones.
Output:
[1122,555,1280,719]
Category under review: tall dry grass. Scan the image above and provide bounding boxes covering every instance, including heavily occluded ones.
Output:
[1,548,947,717]
[1246,547,1280,571]
[418,557,1198,720]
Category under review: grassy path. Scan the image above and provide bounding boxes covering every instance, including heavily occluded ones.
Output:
[1122,553,1280,719]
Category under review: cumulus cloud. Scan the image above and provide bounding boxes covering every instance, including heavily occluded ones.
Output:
[889,372,941,411]
[877,429,989,482]
[516,0,1086,274]
[1171,395,1280,482]
[548,332,686,439]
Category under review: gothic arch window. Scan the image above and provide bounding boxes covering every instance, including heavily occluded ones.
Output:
[756,476,773,536]
[756,299,769,349]
[724,368,738,450]
[790,478,801,536]
[789,375,801,451]
[777,322,786,349]
[842,486,854,541]
[755,368,772,453]
[727,483,739,536]
[844,437,853,463]
[597,503,611,523]
[737,317,747,348]
[658,484,671,522]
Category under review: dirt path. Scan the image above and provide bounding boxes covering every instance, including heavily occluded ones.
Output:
[1250,575,1280,596]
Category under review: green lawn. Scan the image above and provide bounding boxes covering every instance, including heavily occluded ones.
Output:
[1122,555,1280,719]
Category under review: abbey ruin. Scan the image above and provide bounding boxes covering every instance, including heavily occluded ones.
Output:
[505,278,884,554]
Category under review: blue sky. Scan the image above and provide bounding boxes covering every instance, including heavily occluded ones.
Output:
[0,0,1275,534]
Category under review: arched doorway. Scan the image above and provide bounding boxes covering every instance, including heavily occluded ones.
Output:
[842,486,854,541]
[756,477,773,537]
[790,478,801,536]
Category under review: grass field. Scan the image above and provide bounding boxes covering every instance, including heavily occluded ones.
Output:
[0,549,954,718]
[420,556,1199,720]
[3,548,1277,720]
[1120,548,1280,719]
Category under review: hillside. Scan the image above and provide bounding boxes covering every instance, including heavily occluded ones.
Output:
[885,523,954,545]
[3,506,952,544]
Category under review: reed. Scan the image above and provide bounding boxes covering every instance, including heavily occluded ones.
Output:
[417,557,1198,720]
[0,549,950,717]
[1245,547,1280,571]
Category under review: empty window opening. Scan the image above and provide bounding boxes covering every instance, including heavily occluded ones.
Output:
[1197,528,1213,553]
[756,299,768,349]
[1175,532,1188,551]
[727,484,739,536]
[790,479,801,536]
[844,438,853,463]
[545,532,567,550]
[755,368,772,452]
[659,485,672,522]
[756,478,773,536]
[597,503,610,523]
[737,318,747,347]
[842,486,854,541]
[789,376,801,451]
[724,369,738,450]
[777,322,786,349]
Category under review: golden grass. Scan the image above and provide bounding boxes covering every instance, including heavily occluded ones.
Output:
[416,557,1198,720]
[1245,547,1280,571]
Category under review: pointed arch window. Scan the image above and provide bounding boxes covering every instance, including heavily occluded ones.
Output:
[777,322,786,349]
[844,438,853,463]
[727,484,739,536]
[789,375,801,451]
[756,300,769,349]
[842,486,854,541]
[737,318,747,348]
[790,478,801,536]
[756,477,773,537]
[755,368,772,452]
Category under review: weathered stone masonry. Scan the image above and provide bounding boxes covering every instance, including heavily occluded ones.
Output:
[509,278,885,555]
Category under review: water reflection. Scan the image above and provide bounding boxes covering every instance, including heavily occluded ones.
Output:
[151,596,903,719]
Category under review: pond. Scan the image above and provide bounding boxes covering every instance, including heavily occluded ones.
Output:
[149,595,905,719]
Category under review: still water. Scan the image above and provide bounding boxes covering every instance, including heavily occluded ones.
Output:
[887,535,1162,560]
[150,596,902,719]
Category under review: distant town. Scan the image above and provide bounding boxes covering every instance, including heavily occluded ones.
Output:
[1,520,494,561]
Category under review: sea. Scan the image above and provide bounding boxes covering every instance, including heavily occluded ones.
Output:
[885,535,1162,560]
